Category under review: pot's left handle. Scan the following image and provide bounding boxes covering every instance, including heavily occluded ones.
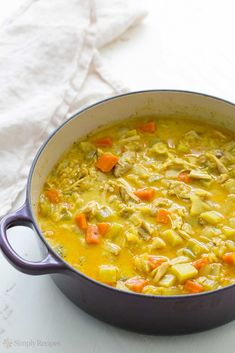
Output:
[0,203,66,275]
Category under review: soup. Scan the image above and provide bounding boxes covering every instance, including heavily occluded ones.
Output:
[37,117,235,295]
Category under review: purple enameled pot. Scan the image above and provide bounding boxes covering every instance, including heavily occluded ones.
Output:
[1,90,235,334]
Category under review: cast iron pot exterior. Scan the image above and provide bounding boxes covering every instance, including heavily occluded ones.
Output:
[1,90,235,334]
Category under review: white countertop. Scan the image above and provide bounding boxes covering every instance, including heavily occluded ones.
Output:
[1,1,235,352]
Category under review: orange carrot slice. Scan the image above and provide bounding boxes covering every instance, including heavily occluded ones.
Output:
[177,171,191,183]
[184,280,204,293]
[138,122,156,133]
[97,223,109,236]
[134,188,155,201]
[45,189,60,204]
[156,209,170,224]
[75,213,87,230]
[148,256,166,270]
[125,277,149,293]
[192,257,209,270]
[86,225,101,244]
[93,137,113,147]
[96,153,119,173]
[223,252,235,265]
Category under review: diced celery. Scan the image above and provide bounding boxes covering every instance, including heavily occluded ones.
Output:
[224,179,235,193]
[151,142,168,154]
[125,229,139,243]
[190,195,210,216]
[209,263,222,279]
[116,281,131,292]
[223,226,235,239]
[171,263,198,283]
[200,211,224,225]
[199,277,218,291]
[104,241,121,256]
[177,142,190,153]
[149,237,166,249]
[96,206,113,221]
[160,287,182,296]
[189,170,212,180]
[187,238,209,256]
[99,265,118,284]
[142,285,161,295]
[110,223,124,237]
[183,248,196,259]
[162,229,183,247]
[158,274,176,287]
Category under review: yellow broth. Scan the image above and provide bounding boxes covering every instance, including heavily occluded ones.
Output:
[37,117,235,295]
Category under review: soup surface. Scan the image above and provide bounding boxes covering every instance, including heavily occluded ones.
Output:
[38,117,235,295]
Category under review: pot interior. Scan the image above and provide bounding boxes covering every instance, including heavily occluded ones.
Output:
[29,90,235,218]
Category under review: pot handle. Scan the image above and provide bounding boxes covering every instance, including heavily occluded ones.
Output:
[0,203,66,275]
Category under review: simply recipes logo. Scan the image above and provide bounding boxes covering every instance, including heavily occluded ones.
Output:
[2,338,60,349]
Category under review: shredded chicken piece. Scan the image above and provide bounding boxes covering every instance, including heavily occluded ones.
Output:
[108,178,139,203]
[152,261,170,283]
[212,130,227,140]
[138,221,154,240]
[160,157,197,171]
[80,201,100,217]
[163,180,191,199]
[63,168,88,191]
[118,178,140,202]
[169,213,183,230]
[206,153,228,174]
[167,138,175,149]
[114,151,136,177]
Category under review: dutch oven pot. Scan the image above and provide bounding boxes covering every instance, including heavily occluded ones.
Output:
[1,90,235,334]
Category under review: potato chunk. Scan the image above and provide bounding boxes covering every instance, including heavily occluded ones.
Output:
[162,229,183,247]
[187,238,209,256]
[171,263,198,283]
[200,211,224,225]
[99,265,118,284]
[190,195,209,216]
[158,274,176,287]
[223,226,235,238]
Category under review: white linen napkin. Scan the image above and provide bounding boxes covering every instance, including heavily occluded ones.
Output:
[0,0,147,217]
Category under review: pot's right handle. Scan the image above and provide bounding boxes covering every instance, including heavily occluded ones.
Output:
[0,203,66,275]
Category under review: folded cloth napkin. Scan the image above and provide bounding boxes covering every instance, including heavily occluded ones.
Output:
[0,0,146,217]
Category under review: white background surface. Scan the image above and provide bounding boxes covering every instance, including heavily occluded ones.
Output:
[0,1,235,352]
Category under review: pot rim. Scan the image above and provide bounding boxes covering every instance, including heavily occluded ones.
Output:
[27,89,235,300]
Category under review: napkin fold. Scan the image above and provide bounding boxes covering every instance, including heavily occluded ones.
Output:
[0,0,146,216]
